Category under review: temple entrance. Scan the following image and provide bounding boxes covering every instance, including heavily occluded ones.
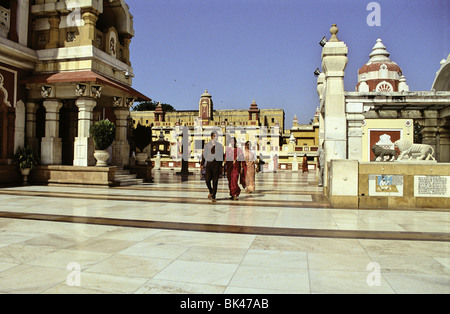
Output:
[59,101,78,165]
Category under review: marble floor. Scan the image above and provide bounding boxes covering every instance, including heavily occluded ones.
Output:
[0,170,448,294]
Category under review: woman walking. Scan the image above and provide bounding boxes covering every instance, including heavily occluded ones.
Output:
[302,154,309,173]
[226,137,244,200]
[244,141,256,193]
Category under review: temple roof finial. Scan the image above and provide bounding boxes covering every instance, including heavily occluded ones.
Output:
[329,24,339,42]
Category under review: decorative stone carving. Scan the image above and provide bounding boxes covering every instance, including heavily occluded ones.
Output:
[376,81,393,92]
[371,145,398,161]
[112,96,122,107]
[41,86,53,98]
[126,97,135,107]
[91,85,102,98]
[0,74,11,106]
[394,140,436,161]
[75,84,87,97]
[0,6,10,38]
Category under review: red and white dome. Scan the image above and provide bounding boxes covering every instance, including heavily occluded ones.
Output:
[357,39,408,92]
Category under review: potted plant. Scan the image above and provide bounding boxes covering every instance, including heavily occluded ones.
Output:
[133,124,152,165]
[90,119,116,166]
[14,146,38,185]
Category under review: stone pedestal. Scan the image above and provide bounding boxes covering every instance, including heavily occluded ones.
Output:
[41,137,62,165]
[41,100,62,165]
[73,98,96,166]
[328,159,359,208]
[292,154,299,171]
[268,154,274,172]
[155,152,161,170]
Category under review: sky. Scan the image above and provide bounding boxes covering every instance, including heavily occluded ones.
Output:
[127,0,449,128]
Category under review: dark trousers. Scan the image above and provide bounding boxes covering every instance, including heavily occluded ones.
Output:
[205,161,221,199]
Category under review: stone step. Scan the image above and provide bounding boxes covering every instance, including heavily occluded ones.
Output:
[115,169,132,175]
[118,178,145,186]
[114,169,144,186]
[115,174,138,181]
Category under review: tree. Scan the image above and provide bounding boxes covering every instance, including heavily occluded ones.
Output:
[131,101,175,112]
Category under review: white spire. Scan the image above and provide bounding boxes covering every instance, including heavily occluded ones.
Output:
[368,38,391,62]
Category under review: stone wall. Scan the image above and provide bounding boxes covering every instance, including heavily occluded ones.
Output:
[328,160,450,209]
[29,165,118,186]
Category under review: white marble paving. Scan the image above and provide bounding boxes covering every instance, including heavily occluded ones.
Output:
[0,170,448,294]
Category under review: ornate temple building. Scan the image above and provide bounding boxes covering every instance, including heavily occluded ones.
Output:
[0,0,150,185]
[316,24,450,209]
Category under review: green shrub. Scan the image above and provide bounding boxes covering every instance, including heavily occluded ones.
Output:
[90,120,116,150]
[14,146,39,169]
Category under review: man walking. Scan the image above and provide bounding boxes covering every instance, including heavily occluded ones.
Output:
[201,131,224,203]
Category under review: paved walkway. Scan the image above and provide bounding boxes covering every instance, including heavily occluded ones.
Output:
[0,170,448,294]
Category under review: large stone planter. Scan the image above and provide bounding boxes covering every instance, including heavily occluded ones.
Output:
[94,150,110,167]
[135,152,148,165]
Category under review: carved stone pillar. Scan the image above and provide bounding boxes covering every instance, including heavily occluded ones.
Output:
[438,117,450,162]
[25,101,39,153]
[13,100,25,154]
[422,110,438,157]
[73,97,96,166]
[112,104,131,167]
[123,36,132,66]
[347,112,365,161]
[81,11,98,46]
[321,24,348,162]
[41,99,62,165]
[47,14,60,49]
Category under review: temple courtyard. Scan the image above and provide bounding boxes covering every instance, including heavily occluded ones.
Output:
[0,170,448,294]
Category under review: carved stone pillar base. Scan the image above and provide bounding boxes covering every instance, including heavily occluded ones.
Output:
[74,137,95,166]
[41,137,62,165]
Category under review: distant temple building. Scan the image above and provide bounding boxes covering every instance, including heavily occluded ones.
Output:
[131,90,285,132]
[131,90,291,170]
[130,89,324,171]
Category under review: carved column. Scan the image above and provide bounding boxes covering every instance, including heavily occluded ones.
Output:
[81,11,98,46]
[422,110,438,159]
[13,100,25,154]
[25,101,39,153]
[112,98,131,167]
[41,99,62,165]
[438,117,450,162]
[347,112,365,161]
[123,36,132,66]
[73,97,96,166]
[47,14,60,49]
[321,25,348,161]
[317,72,325,146]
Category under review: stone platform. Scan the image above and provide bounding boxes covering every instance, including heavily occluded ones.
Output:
[0,170,448,294]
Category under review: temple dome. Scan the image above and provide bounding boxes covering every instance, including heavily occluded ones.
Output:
[357,39,407,92]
